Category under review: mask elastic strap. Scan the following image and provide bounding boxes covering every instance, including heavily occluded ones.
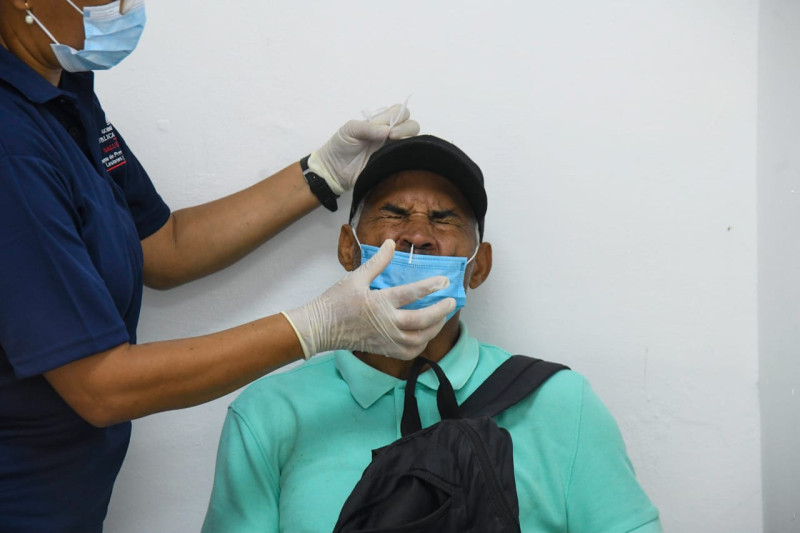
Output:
[25,10,60,45]
[350,226,369,267]
[351,226,363,250]
[26,0,82,45]
[64,0,83,15]
[466,244,480,265]
[466,225,481,265]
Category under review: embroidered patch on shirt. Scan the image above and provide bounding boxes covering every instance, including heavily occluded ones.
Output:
[99,122,126,172]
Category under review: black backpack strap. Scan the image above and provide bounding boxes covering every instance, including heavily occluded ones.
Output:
[401,357,461,437]
[459,355,569,418]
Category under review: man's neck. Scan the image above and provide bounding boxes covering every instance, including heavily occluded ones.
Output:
[354,316,462,379]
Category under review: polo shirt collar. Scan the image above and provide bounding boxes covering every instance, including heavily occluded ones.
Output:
[0,46,92,104]
[334,322,481,409]
[0,46,62,103]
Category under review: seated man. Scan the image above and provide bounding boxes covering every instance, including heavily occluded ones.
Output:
[202,135,662,532]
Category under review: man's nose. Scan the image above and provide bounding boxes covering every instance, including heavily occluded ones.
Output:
[396,216,435,253]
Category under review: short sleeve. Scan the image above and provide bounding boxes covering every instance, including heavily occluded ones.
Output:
[202,407,281,533]
[105,126,170,240]
[0,154,129,378]
[565,379,662,532]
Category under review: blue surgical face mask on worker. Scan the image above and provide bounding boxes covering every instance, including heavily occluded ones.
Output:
[352,227,479,321]
[26,0,146,73]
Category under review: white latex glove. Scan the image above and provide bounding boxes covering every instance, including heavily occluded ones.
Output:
[308,103,420,195]
[281,239,455,360]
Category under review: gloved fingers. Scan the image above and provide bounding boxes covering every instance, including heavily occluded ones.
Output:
[341,120,391,143]
[337,103,415,147]
[380,330,442,360]
[381,275,451,309]
[387,119,420,140]
[352,239,396,283]
[393,297,456,331]
[376,308,452,361]
[368,103,410,126]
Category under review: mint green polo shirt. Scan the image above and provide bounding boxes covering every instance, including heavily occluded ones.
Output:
[202,324,661,533]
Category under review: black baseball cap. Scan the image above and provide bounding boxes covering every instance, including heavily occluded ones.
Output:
[349,135,487,237]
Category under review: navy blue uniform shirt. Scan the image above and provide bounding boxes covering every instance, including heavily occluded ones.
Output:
[0,46,170,532]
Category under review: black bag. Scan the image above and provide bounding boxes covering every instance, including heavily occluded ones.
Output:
[333,355,569,533]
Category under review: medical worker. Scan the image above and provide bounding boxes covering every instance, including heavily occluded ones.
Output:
[0,1,455,531]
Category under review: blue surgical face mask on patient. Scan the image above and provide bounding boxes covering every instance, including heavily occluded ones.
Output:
[26,0,146,73]
[353,229,480,321]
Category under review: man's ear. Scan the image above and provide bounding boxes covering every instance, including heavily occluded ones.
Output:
[338,224,360,272]
[467,242,492,289]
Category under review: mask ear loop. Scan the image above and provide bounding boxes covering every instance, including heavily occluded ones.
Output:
[64,0,83,14]
[350,226,363,249]
[466,245,480,265]
[25,0,81,41]
[466,225,481,265]
[350,226,367,267]
[24,8,61,44]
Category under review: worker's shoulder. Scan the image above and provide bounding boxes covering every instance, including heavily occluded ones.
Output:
[0,92,57,163]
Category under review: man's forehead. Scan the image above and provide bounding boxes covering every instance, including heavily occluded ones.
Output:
[362,170,472,212]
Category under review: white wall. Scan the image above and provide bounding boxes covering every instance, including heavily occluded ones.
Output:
[96,2,762,532]
[758,0,800,531]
